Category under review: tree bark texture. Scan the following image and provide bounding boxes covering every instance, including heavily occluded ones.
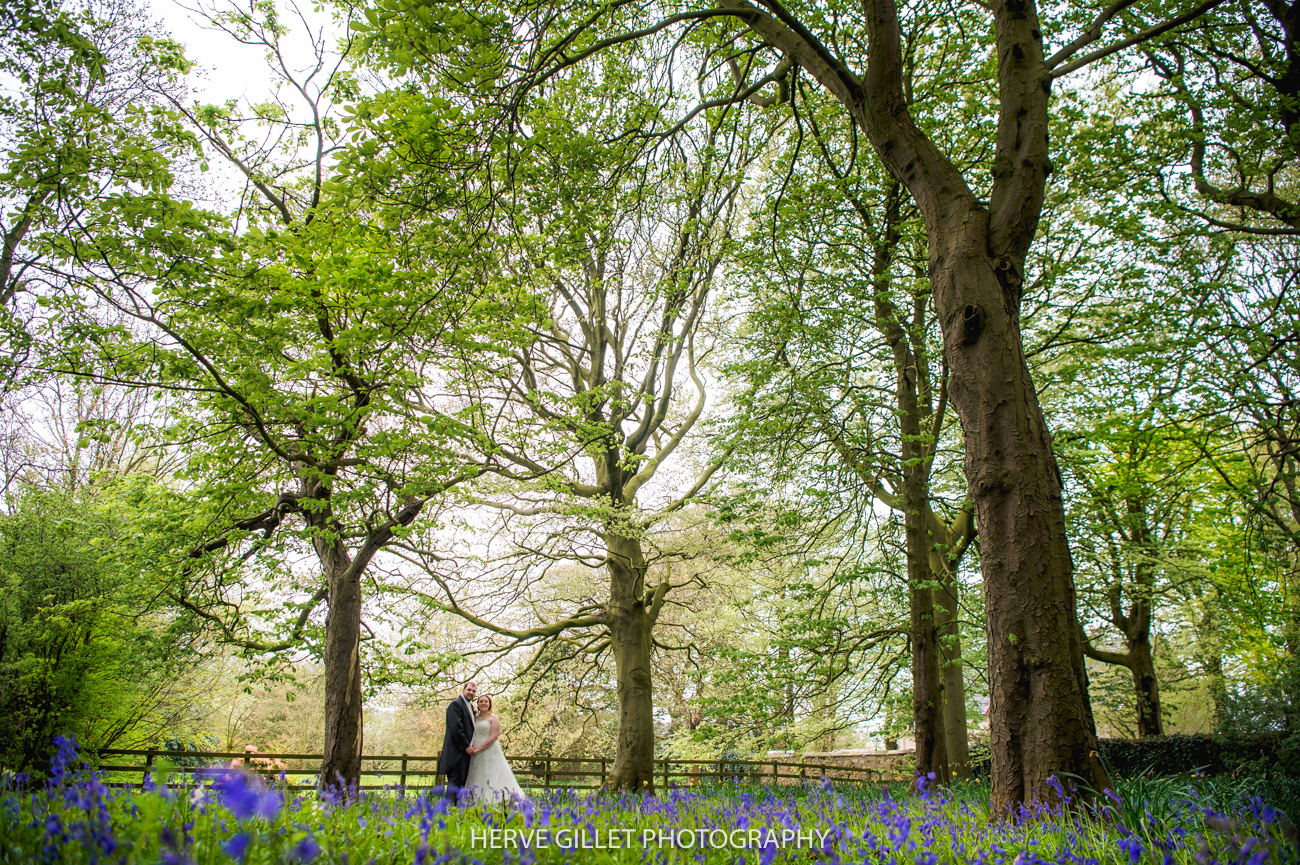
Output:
[942,231,1107,805]
[908,521,949,784]
[306,484,420,793]
[604,530,660,791]
[721,0,1111,809]
[1129,638,1162,738]
[314,519,364,794]
[927,507,975,780]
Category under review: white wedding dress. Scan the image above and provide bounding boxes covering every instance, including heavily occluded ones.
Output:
[464,716,525,802]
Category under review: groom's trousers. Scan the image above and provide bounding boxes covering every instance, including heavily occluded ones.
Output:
[444,755,470,800]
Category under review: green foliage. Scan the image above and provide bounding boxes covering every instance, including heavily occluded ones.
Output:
[0,484,203,773]
[0,0,195,389]
[5,0,1300,781]
[1097,735,1300,779]
[18,0,504,701]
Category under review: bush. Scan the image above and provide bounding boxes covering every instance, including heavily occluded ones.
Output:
[966,735,1294,781]
[0,486,203,775]
[1097,734,1295,778]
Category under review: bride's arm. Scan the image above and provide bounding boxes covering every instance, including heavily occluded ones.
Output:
[480,716,502,750]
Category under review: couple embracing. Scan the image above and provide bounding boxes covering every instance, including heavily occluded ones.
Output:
[437,681,524,802]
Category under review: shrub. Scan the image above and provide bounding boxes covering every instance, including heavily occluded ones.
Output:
[1097,734,1295,778]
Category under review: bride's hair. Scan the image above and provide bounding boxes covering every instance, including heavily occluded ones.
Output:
[478,695,493,712]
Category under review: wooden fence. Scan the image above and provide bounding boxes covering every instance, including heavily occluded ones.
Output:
[92,749,897,792]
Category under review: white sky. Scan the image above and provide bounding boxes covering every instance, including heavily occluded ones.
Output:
[147,0,342,105]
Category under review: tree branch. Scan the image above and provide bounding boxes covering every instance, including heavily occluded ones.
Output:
[1044,0,1144,69]
[1050,0,1228,78]
[1081,630,1132,667]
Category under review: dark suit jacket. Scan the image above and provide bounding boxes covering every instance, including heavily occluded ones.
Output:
[438,696,474,774]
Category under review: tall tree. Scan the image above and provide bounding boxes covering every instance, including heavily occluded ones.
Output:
[454,0,1233,805]
[375,77,763,790]
[723,137,977,779]
[1065,413,1201,738]
[37,3,488,791]
[1163,235,1300,744]
[1131,0,1300,753]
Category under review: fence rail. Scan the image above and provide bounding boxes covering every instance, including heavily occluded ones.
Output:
[91,748,899,792]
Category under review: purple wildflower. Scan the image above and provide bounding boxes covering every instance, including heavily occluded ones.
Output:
[291,834,321,863]
[221,832,252,862]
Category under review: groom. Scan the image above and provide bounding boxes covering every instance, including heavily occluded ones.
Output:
[438,681,477,799]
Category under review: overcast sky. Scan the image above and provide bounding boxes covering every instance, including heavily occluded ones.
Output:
[147,0,342,106]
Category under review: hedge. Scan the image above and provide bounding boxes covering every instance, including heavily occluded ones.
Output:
[968,734,1296,780]
[1095,733,1294,777]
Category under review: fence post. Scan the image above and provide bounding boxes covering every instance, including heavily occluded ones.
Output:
[772,760,778,785]
[399,754,408,798]
[661,758,668,791]
[142,750,156,792]
[600,758,606,789]
[544,757,551,790]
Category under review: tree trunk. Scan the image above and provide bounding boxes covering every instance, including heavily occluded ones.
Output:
[1082,515,1165,740]
[317,535,364,794]
[714,0,1111,810]
[940,223,1108,809]
[604,531,658,791]
[905,473,948,783]
[1128,634,1163,738]
[933,566,971,778]
[875,188,948,786]
[910,573,948,784]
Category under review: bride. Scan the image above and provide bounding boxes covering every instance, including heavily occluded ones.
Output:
[464,694,525,802]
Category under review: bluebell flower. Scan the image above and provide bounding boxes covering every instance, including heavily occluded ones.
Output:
[291,834,321,862]
[255,788,282,821]
[50,735,81,784]
[221,832,251,862]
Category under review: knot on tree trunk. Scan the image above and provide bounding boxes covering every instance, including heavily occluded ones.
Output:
[962,303,984,345]
[974,463,1020,496]
[992,256,1024,308]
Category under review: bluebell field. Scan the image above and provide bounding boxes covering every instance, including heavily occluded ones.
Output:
[2,737,1298,864]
